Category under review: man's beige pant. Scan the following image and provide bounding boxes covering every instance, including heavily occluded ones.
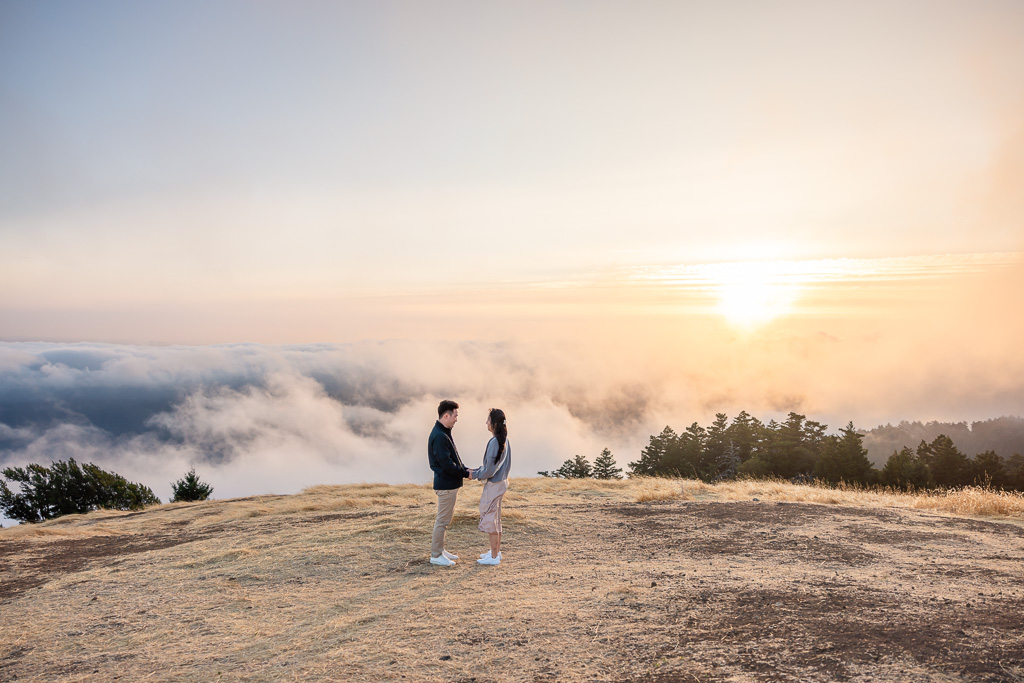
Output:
[431,489,458,558]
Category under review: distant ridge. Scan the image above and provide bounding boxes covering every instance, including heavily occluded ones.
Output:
[862,415,1024,467]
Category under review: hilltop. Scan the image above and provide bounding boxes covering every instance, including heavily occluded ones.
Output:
[2,478,1023,681]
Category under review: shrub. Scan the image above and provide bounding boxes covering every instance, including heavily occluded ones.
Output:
[0,458,160,523]
[170,468,214,502]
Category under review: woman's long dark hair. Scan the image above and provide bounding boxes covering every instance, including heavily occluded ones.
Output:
[489,408,507,461]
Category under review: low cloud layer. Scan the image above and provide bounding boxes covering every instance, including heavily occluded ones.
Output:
[2,261,1023,518]
[0,341,669,507]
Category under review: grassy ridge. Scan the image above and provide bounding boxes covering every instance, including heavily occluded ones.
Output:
[2,478,1023,681]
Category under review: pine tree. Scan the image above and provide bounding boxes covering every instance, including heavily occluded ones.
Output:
[760,413,817,478]
[715,440,741,481]
[704,413,730,477]
[726,411,759,462]
[678,422,710,480]
[554,455,593,479]
[0,458,160,523]
[814,422,875,485]
[880,446,931,490]
[783,413,822,477]
[969,450,1005,488]
[592,449,623,480]
[170,468,214,502]
[628,427,677,476]
[1004,454,1024,491]
[919,435,969,488]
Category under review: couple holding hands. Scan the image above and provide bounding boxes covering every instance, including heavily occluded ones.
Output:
[428,400,511,566]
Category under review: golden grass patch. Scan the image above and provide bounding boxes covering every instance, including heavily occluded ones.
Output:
[908,486,1024,518]
[2,476,1023,681]
[653,476,1024,520]
[0,524,120,541]
[632,477,687,503]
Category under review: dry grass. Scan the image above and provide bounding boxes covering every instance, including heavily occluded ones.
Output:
[2,476,1023,681]
[906,485,1024,517]
[636,476,1024,520]
[11,477,1018,542]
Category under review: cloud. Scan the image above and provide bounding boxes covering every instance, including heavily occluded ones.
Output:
[0,341,657,510]
[2,257,1023,520]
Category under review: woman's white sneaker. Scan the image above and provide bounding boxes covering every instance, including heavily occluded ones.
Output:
[479,551,502,560]
[477,554,501,565]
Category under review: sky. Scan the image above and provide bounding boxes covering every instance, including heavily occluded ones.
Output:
[1,1,1023,509]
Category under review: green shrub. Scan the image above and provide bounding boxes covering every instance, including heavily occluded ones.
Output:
[170,468,214,502]
[0,458,160,523]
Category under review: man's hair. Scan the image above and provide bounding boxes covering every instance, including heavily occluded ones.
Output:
[438,400,459,418]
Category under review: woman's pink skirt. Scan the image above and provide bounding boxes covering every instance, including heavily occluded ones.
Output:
[478,479,508,534]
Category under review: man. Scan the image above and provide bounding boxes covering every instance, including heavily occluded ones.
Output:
[428,399,471,566]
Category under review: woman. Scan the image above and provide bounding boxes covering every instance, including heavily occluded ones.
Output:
[472,408,511,565]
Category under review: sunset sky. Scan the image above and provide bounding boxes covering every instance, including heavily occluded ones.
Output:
[1,2,1023,502]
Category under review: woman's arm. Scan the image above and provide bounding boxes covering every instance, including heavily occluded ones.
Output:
[472,438,501,481]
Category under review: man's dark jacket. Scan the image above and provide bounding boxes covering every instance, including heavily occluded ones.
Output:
[428,420,469,490]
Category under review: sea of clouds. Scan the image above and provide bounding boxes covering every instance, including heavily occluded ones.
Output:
[0,340,663,511]
[3,281,1024,526]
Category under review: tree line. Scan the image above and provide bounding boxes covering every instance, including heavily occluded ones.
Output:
[7,412,1021,524]
[862,416,1024,465]
[542,411,1024,491]
[1,459,214,524]
[539,448,624,480]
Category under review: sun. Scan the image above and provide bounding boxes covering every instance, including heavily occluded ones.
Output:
[626,257,852,328]
[703,261,802,329]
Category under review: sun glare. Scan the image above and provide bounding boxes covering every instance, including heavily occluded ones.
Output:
[704,262,802,329]
[624,253,1016,330]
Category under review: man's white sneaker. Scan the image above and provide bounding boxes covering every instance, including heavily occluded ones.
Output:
[442,549,459,561]
[477,554,501,566]
[430,555,455,566]
[479,551,502,560]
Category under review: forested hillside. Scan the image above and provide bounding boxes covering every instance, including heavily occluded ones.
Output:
[861,416,1024,466]
[623,412,1024,491]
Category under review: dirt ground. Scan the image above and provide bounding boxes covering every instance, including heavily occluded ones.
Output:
[1,482,1023,681]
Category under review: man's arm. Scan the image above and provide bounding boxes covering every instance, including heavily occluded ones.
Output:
[431,437,471,478]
